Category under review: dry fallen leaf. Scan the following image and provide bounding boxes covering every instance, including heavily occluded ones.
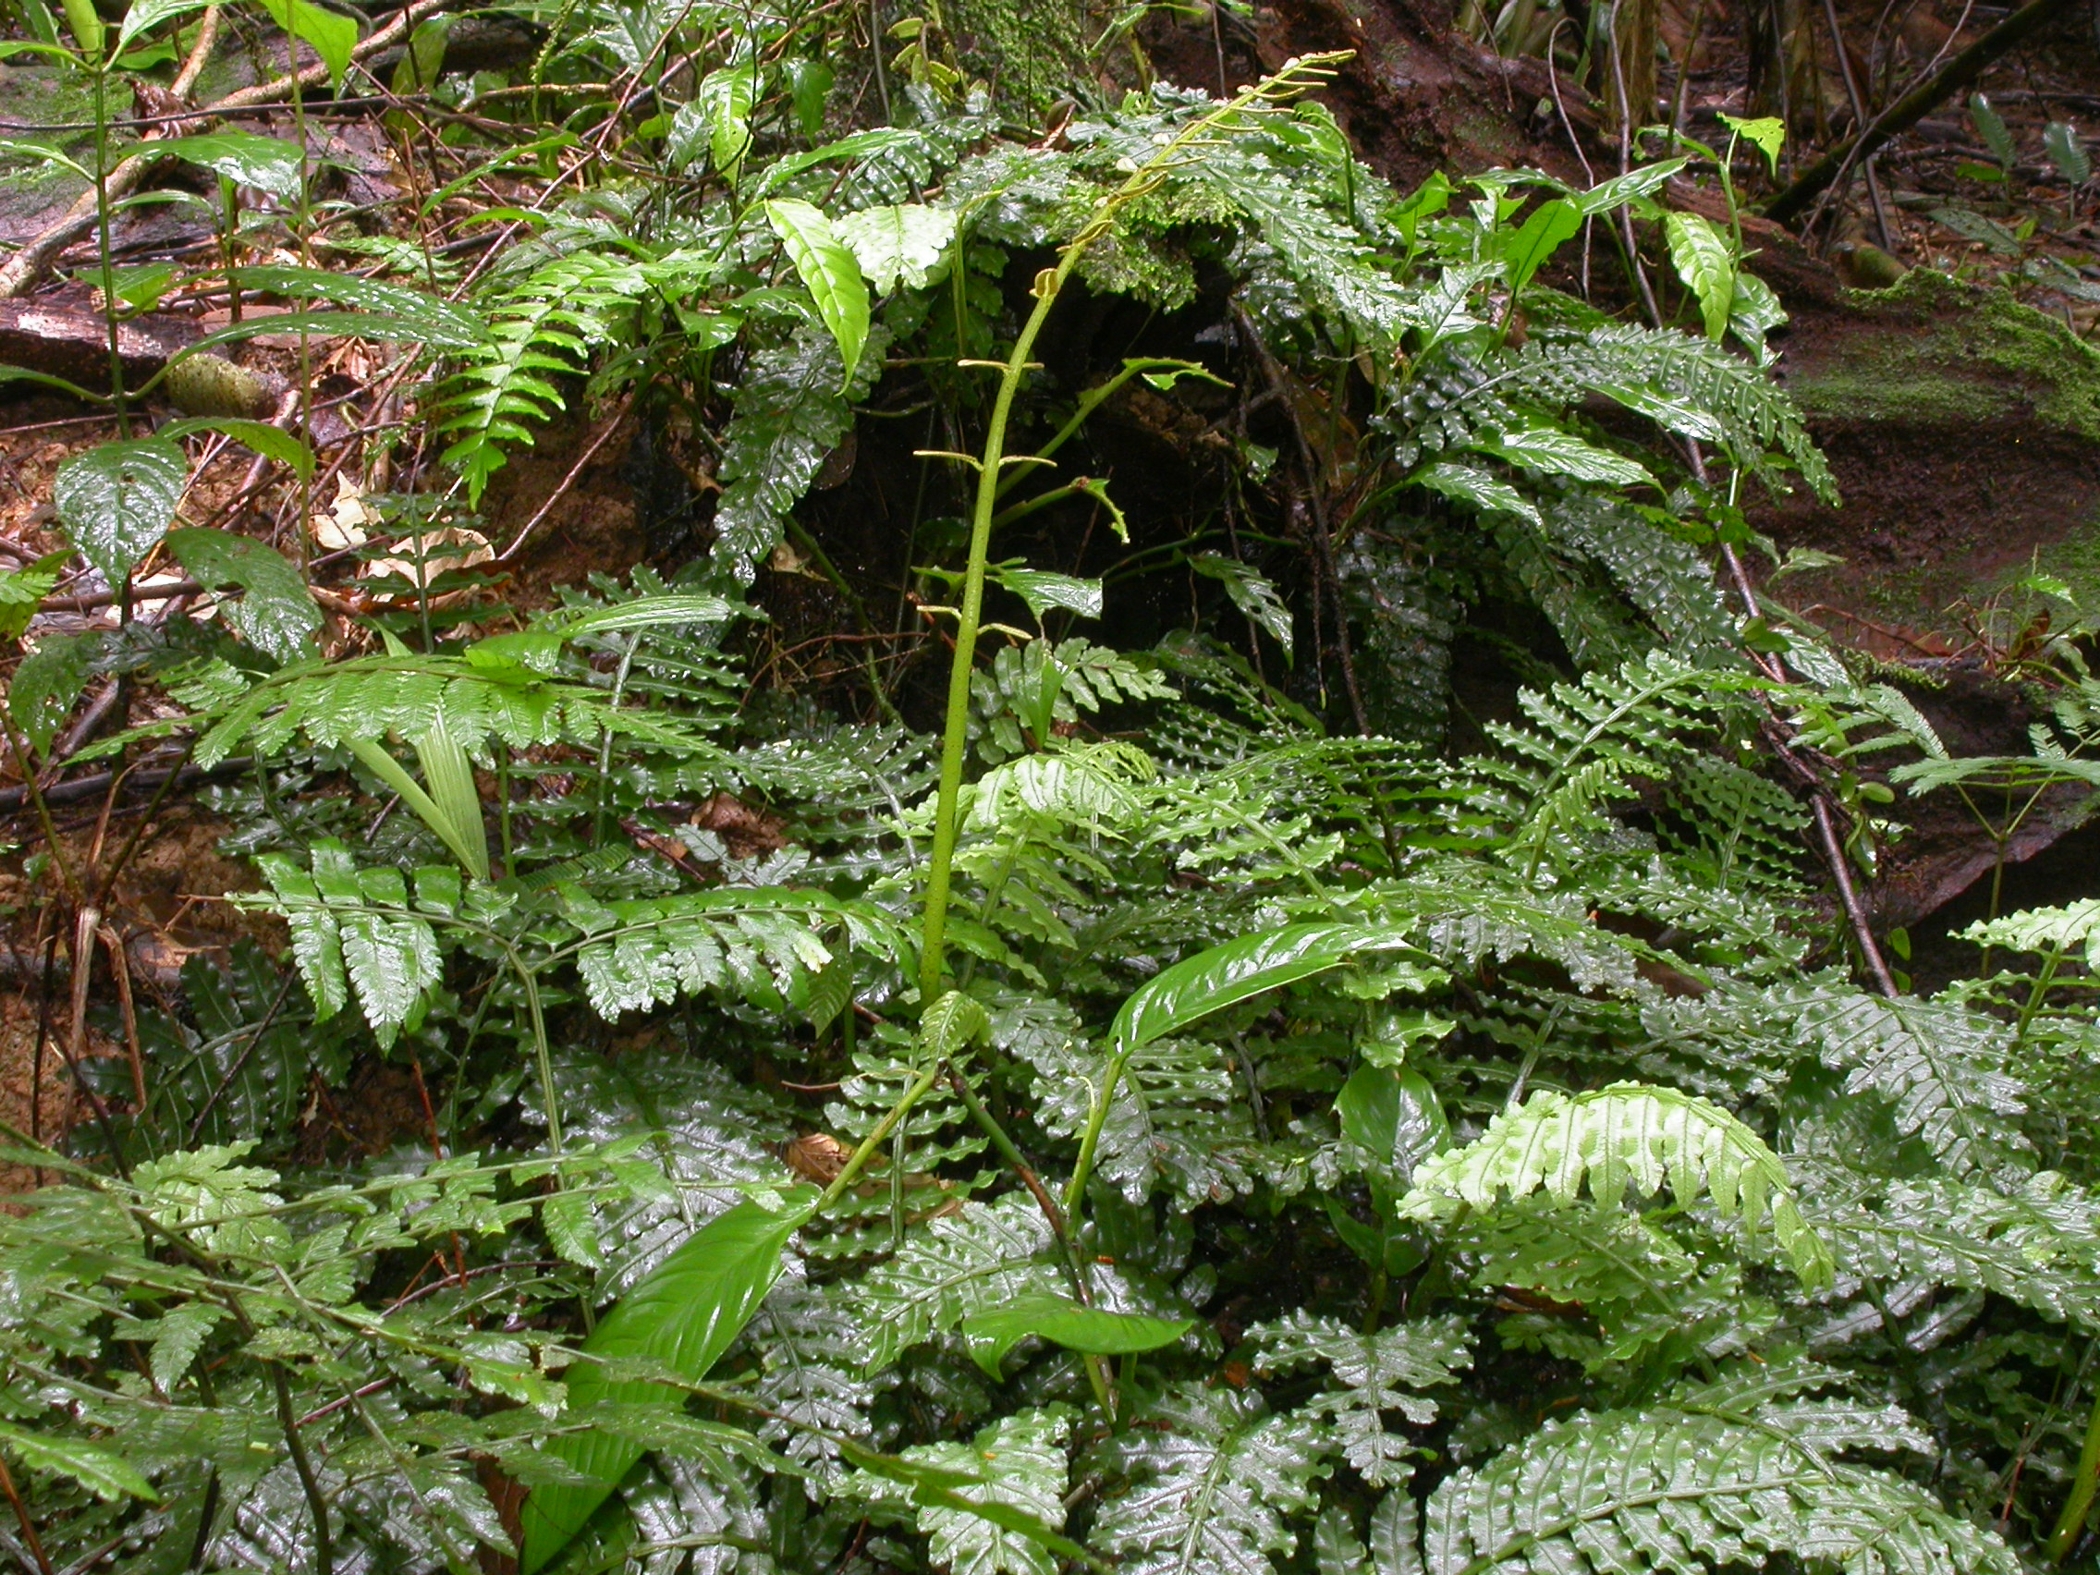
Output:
[314,474,377,552]
[362,527,493,589]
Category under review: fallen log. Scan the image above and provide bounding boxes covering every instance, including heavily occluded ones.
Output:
[1763,0,2086,225]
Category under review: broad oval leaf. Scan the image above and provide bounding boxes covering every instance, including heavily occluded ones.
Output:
[1499,196,1581,295]
[1336,1065,1449,1184]
[1664,210,1737,342]
[53,435,187,590]
[519,1192,814,1572]
[254,0,356,90]
[994,565,1103,620]
[152,131,304,198]
[1111,921,1436,1053]
[164,528,321,663]
[765,198,869,388]
[961,1291,1193,1378]
[8,628,100,756]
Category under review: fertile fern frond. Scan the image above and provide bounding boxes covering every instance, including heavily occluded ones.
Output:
[1400,1082,1833,1288]
[1089,1385,1327,1575]
[711,324,889,583]
[432,249,653,503]
[1421,1368,2020,1575]
[1250,1312,1473,1486]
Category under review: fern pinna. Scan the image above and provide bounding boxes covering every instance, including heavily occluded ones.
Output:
[9,65,2100,1575]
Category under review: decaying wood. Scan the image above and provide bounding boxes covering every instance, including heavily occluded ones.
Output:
[0,300,199,387]
[0,0,453,299]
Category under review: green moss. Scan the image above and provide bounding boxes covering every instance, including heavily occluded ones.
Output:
[1787,269,2100,441]
[943,0,1098,117]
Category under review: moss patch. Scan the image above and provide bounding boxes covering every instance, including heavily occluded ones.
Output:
[1783,269,2100,441]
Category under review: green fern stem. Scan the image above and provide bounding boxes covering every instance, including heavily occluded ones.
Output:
[2047,1383,2100,1562]
[916,53,1348,1000]
[917,278,1061,1001]
[1062,1042,1135,1221]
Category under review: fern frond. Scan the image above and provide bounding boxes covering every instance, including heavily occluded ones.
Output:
[1090,1385,1327,1575]
[1779,982,2029,1174]
[850,1196,1065,1374]
[711,323,889,583]
[1251,1312,1473,1486]
[555,884,901,1019]
[432,249,653,503]
[249,843,447,1047]
[1422,1373,2019,1575]
[841,1407,1073,1575]
[1545,497,1738,660]
[1400,1082,1833,1288]
[1801,1161,2100,1334]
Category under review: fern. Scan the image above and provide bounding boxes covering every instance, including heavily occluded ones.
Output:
[250,844,447,1046]
[1771,981,2030,1174]
[1089,1385,1327,1575]
[711,323,889,583]
[556,884,898,1019]
[1475,651,1758,860]
[1251,1312,1473,1486]
[1544,497,1738,661]
[1422,1367,2021,1575]
[1400,1082,1834,1288]
[841,1407,1073,1575]
[432,249,653,503]
[1800,1162,2100,1334]
[850,1196,1066,1374]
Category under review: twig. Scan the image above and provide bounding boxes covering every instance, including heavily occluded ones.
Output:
[0,1456,52,1575]
[1764,0,2083,223]
[1232,307,1370,733]
[1817,0,1896,248]
[0,757,248,814]
[496,392,635,561]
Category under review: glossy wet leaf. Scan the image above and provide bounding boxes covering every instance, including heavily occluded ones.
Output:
[164,528,321,663]
[1111,921,1433,1053]
[53,435,187,591]
[961,1291,1193,1377]
[519,1193,813,1572]
[765,199,869,387]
